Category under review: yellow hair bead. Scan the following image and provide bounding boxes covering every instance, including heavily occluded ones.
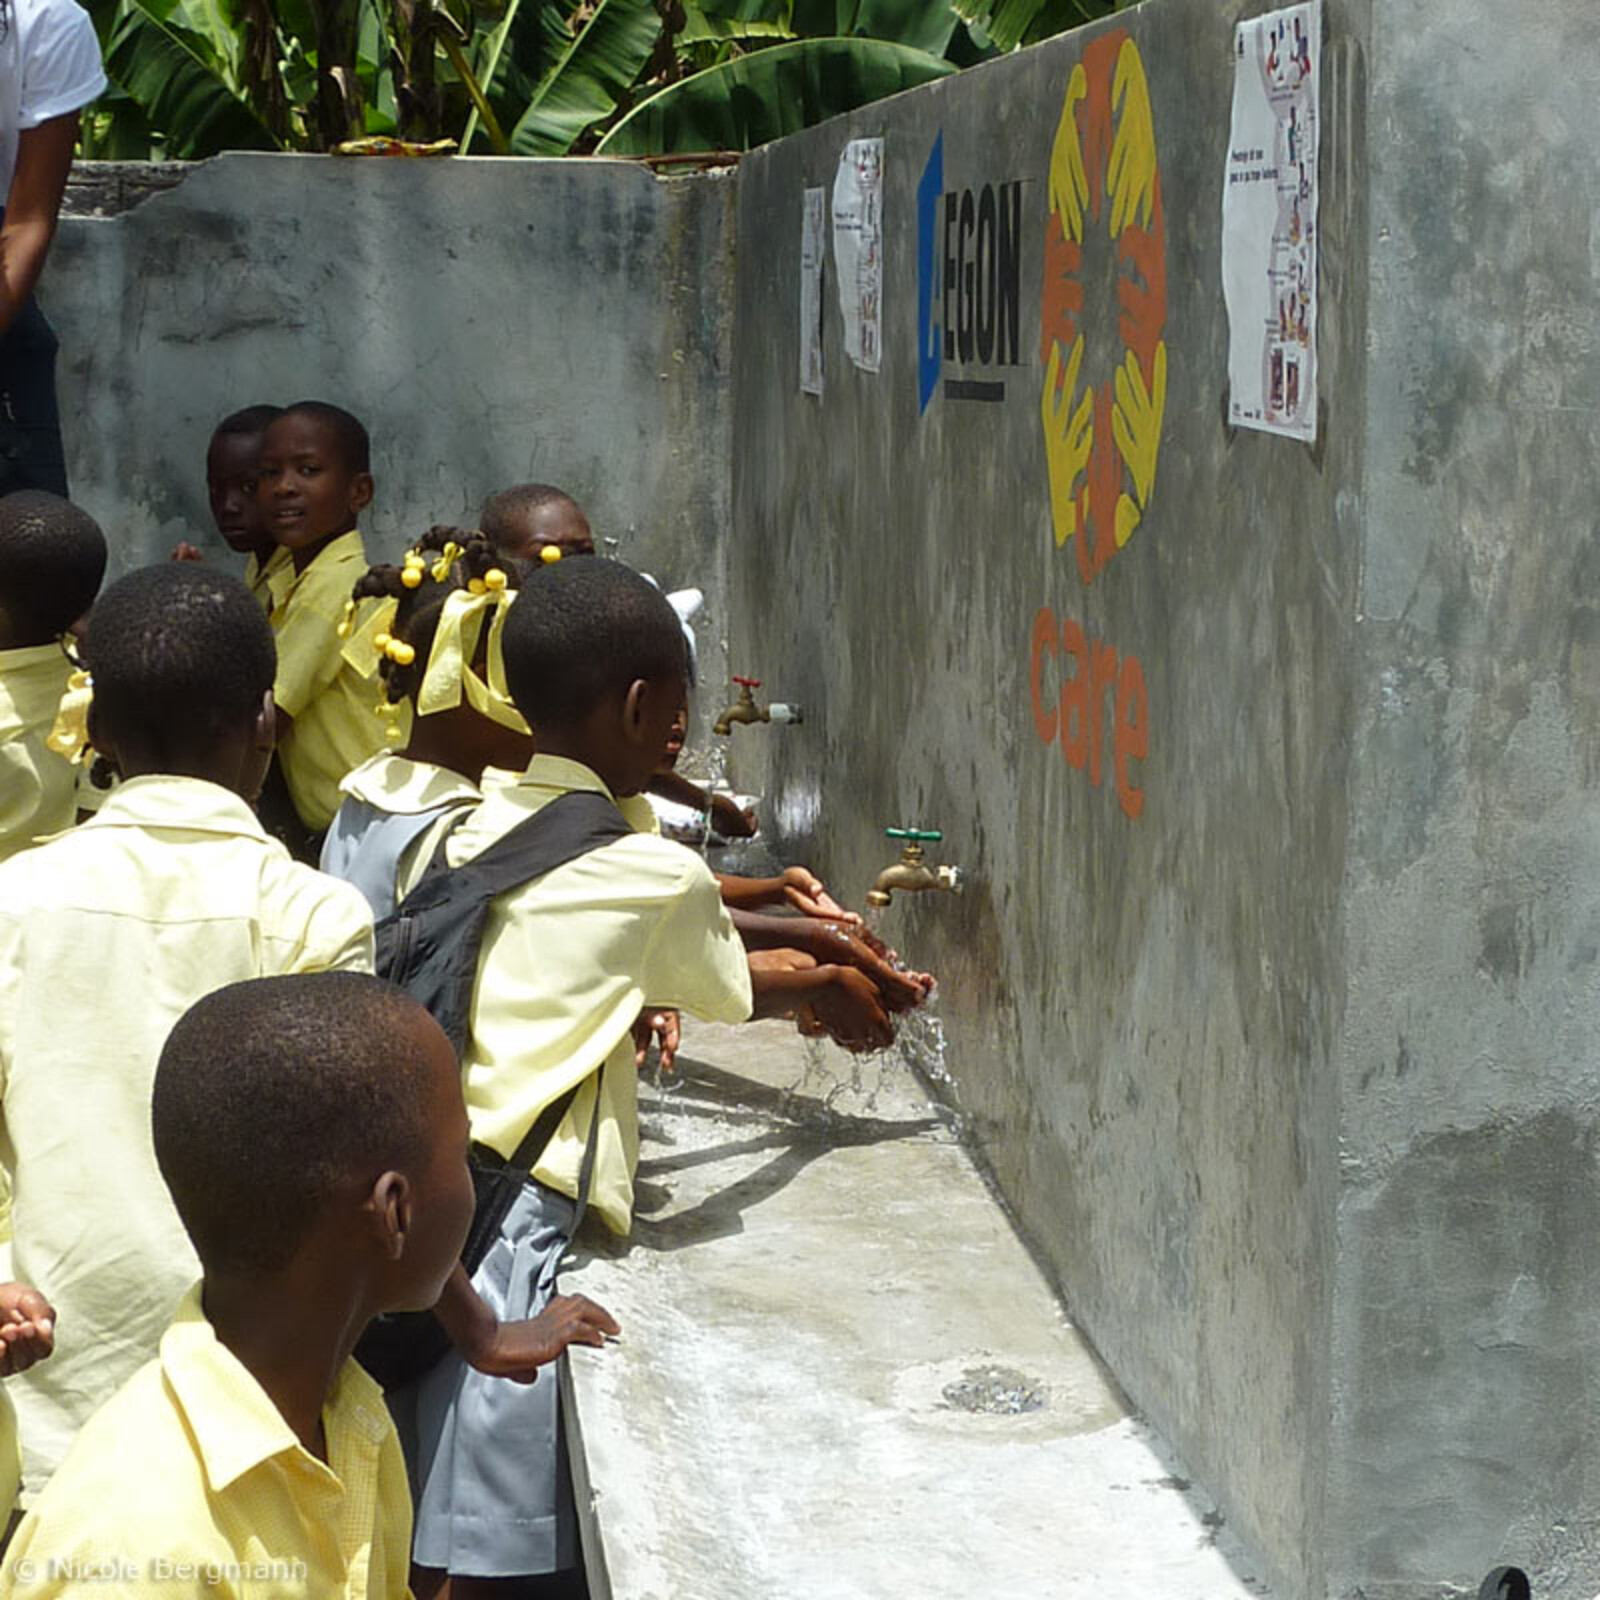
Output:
[373,631,392,654]
[431,559,451,584]
[401,566,423,589]
[484,567,508,590]
[540,545,562,564]
[468,577,487,595]
[387,640,416,667]
[442,541,462,562]
[336,599,358,639]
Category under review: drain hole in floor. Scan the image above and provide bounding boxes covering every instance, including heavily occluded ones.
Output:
[940,1364,1047,1415]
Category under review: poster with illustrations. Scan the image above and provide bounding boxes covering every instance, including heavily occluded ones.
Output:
[1222,0,1319,440]
[832,138,884,373]
[800,186,825,395]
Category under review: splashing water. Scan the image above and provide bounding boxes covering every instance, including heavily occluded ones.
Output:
[693,736,730,857]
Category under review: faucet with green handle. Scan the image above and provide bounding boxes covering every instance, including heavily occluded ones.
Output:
[866,828,962,907]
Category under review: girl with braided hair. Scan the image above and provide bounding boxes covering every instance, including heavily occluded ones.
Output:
[318,526,540,917]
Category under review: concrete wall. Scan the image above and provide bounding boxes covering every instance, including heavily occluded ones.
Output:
[723,6,1366,1594]
[43,153,736,709]
[1330,1,1600,1594]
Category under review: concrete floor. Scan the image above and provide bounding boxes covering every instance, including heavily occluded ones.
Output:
[561,1018,1274,1600]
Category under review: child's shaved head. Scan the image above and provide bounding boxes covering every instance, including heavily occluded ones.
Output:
[86,564,274,757]
[0,491,107,643]
[502,556,686,731]
[153,973,440,1273]
[480,484,594,561]
[274,401,371,475]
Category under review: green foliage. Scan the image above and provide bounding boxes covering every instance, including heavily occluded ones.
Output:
[598,36,956,155]
[507,0,661,156]
[85,0,1117,161]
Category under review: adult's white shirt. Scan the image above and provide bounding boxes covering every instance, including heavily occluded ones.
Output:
[0,0,105,203]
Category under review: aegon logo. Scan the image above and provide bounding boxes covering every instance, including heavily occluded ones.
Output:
[917,133,1025,412]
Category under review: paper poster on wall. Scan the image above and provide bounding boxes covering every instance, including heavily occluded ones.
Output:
[1222,0,1320,440]
[800,186,825,396]
[832,138,884,373]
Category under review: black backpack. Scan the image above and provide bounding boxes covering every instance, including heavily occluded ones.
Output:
[354,789,634,1391]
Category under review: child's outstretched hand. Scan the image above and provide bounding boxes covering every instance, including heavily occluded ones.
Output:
[0,1283,55,1376]
[632,1007,681,1073]
[710,793,758,839]
[779,867,860,925]
[809,966,895,1053]
[465,1294,620,1385]
[168,542,204,563]
[804,923,933,1014]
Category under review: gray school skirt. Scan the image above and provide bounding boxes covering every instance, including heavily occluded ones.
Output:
[390,1181,579,1578]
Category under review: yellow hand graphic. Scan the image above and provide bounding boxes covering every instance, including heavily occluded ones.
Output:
[1042,335,1094,547]
[1111,341,1167,544]
[1048,64,1090,246]
[1108,40,1157,237]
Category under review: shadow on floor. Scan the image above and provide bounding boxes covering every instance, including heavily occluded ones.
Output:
[571,1053,942,1257]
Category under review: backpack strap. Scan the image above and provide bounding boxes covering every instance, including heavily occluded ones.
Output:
[379,789,635,1058]
[397,789,633,915]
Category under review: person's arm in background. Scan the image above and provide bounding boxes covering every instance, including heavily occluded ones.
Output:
[0,112,79,336]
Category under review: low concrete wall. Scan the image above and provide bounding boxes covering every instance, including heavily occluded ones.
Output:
[43,153,736,706]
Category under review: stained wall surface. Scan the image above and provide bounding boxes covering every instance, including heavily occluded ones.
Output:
[723,6,1366,1595]
[44,153,736,700]
[1330,1,1600,1594]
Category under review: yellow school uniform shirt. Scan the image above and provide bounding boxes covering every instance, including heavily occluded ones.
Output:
[244,544,294,613]
[270,530,401,833]
[0,1288,411,1599]
[0,775,374,1494]
[403,755,751,1235]
[0,645,75,863]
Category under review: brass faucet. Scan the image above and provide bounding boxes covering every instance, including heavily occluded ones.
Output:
[866,829,961,907]
[712,677,803,737]
[713,676,769,737]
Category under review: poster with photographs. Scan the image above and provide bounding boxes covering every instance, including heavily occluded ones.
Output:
[1222,0,1319,440]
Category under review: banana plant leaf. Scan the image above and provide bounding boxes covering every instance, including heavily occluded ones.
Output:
[598,35,955,154]
[791,0,959,55]
[507,0,663,157]
[1021,0,1118,42]
[104,0,280,156]
[948,0,1046,52]
[690,0,788,19]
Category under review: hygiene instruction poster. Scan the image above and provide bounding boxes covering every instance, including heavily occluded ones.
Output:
[832,138,884,373]
[1222,0,1320,440]
[800,186,825,395]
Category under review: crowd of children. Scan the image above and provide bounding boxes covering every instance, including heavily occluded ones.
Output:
[0,400,933,1597]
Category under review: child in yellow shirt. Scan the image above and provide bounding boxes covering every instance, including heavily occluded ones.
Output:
[399,558,903,1596]
[0,491,105,861]
[255,401,398,841]
[0,972,469,1598]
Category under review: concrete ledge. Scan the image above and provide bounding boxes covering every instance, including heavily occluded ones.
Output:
[562,1020,1274,1599]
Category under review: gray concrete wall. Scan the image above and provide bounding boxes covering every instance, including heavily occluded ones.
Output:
[1330,1,1600,1595]
[42,153,736,711]
[723,6,1368,1595]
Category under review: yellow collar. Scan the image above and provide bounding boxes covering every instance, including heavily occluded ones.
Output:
[160,1287,387,1494]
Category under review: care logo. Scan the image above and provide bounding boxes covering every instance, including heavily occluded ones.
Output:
[1039,29,1168,585]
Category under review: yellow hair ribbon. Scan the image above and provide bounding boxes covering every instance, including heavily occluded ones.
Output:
[339,594,401,678]
[416,586,529,734]
[45,668,94,764]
